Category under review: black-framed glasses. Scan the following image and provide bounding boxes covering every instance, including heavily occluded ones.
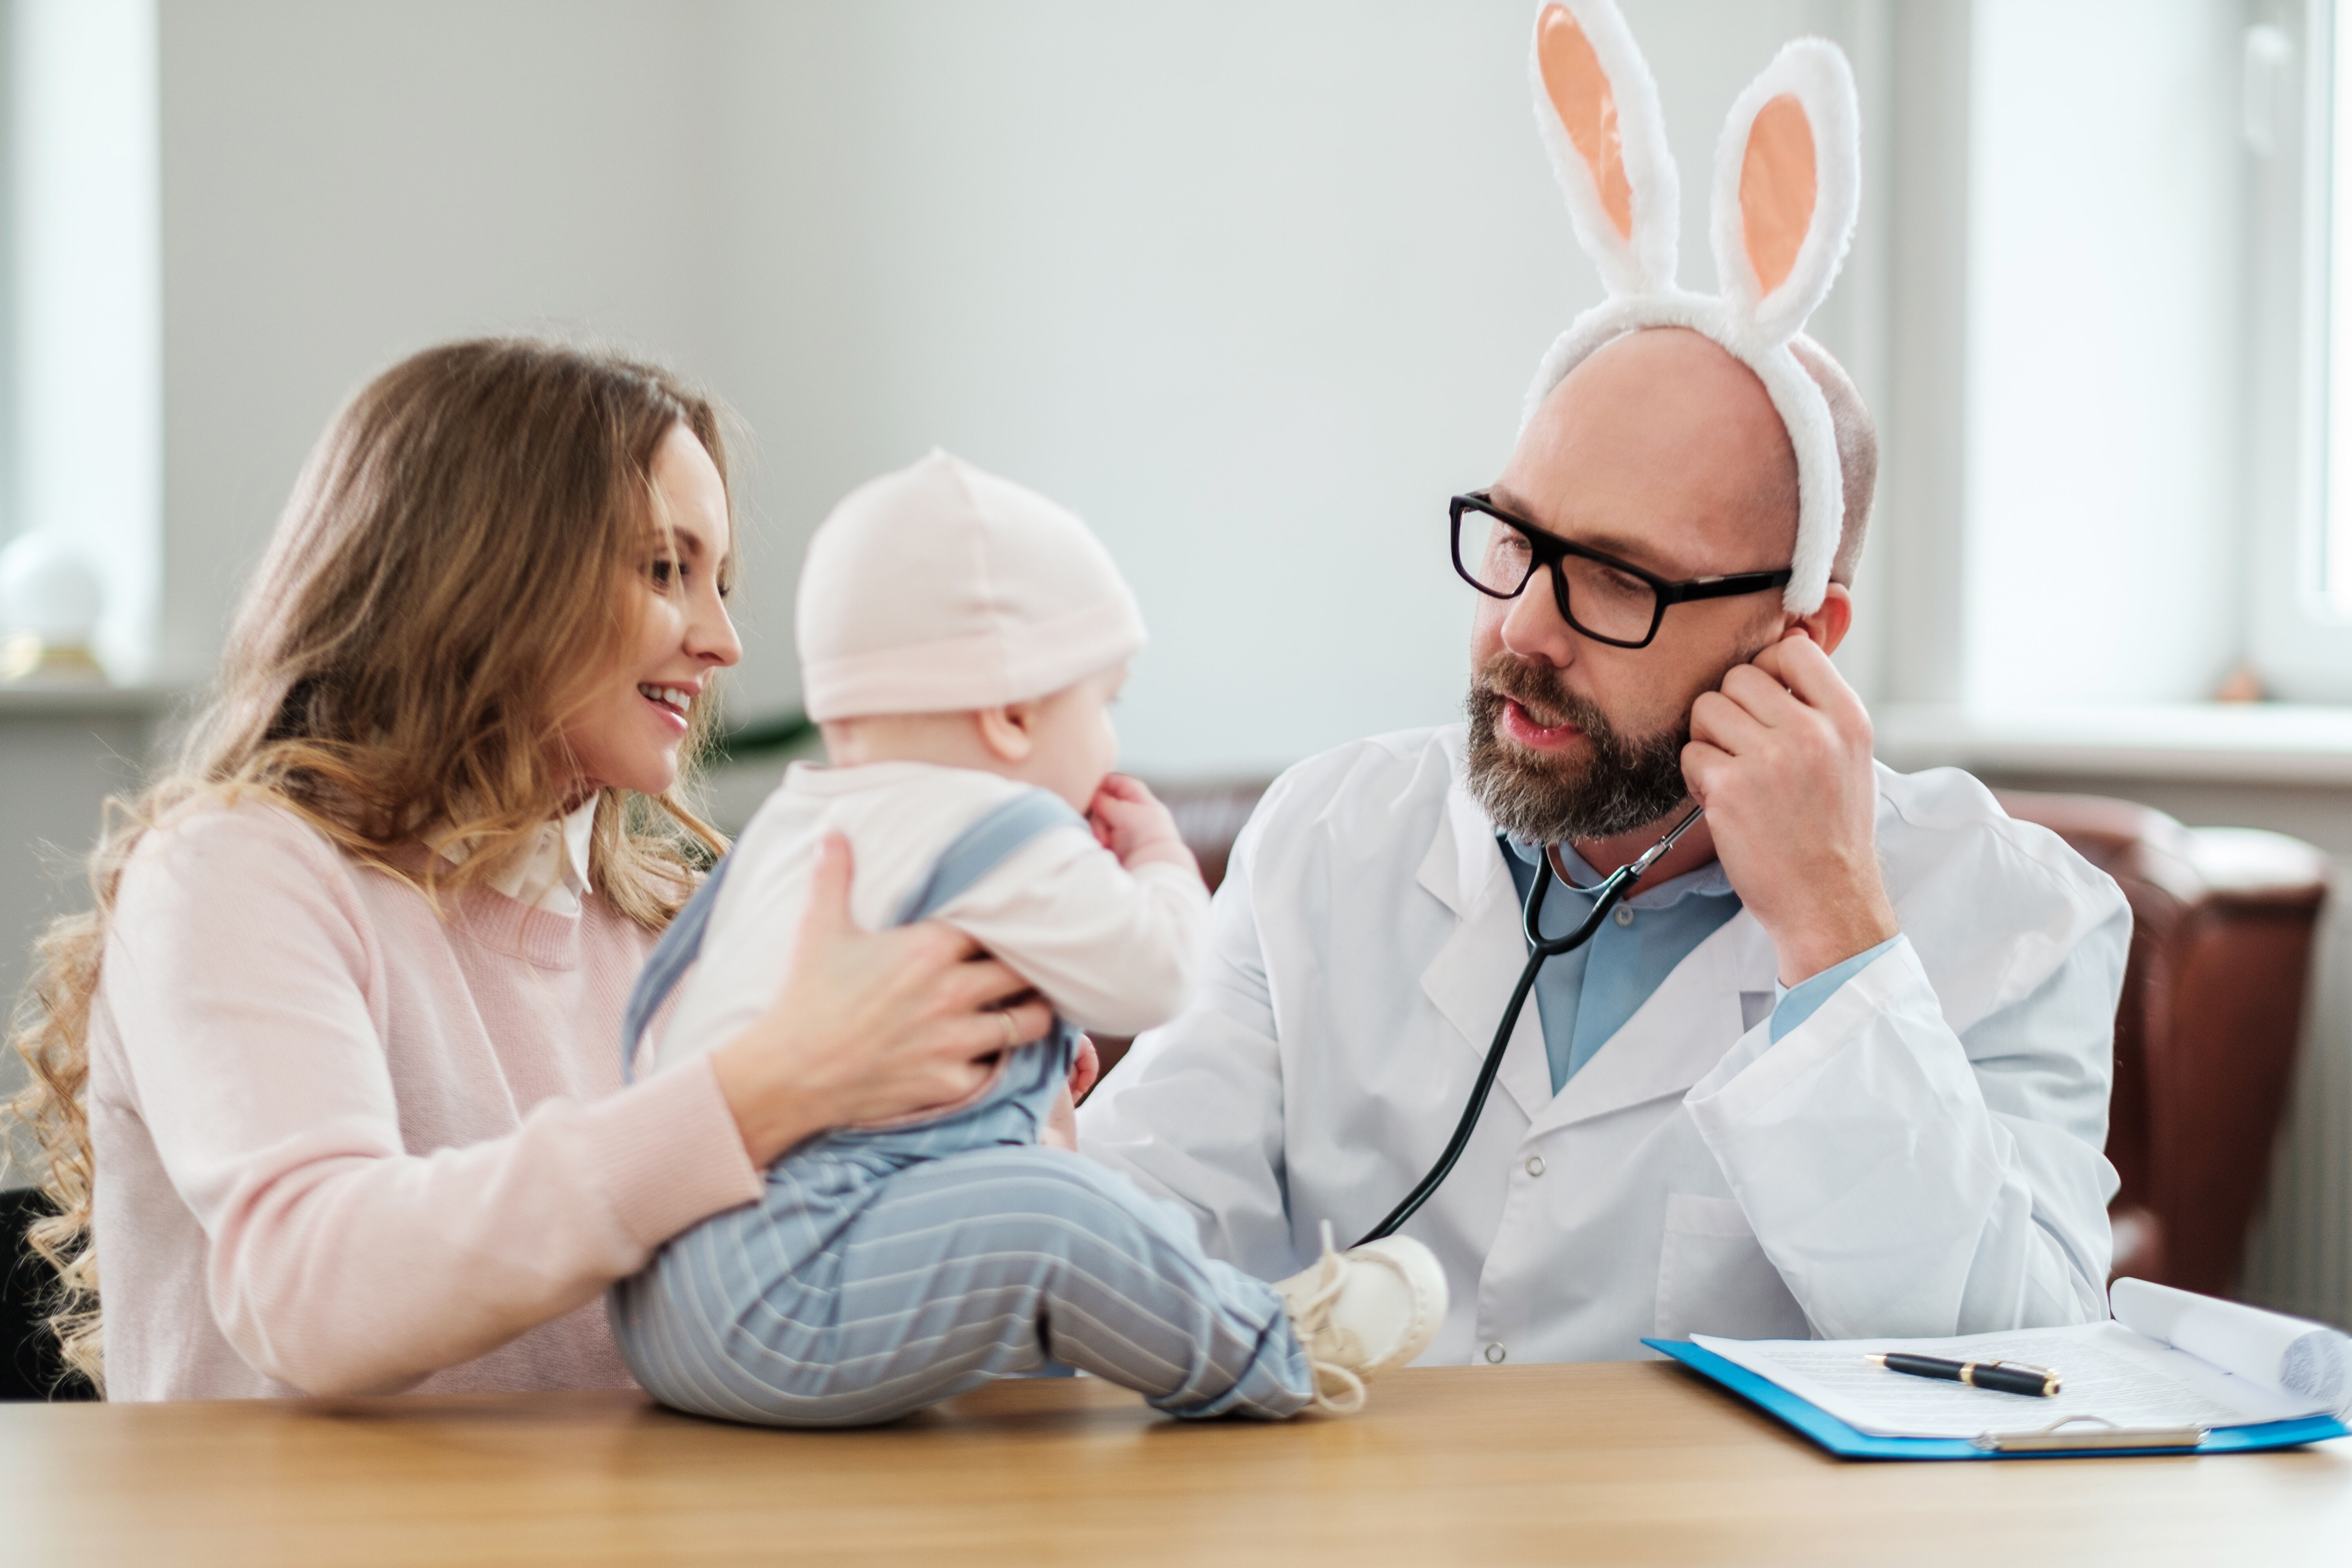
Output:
[1449,492,1792,650]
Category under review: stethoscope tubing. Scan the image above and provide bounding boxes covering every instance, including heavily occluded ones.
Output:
[1351,804,1705,1248]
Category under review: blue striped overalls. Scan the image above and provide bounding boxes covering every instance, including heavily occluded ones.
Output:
[608,789,1310,1426]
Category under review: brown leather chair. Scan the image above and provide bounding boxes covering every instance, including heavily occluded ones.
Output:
[1112,780,2330,1301]
[1995,790,2328,1296]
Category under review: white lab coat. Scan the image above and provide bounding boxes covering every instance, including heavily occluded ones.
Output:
[1078,725,2129,1365]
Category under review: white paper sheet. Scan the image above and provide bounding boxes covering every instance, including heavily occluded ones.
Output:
[2111,1277,2352,1416]
[1693,1322,2327,1440]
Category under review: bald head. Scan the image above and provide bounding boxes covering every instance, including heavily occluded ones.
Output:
[1502,328,1797,593]
[1507,327,1876,589]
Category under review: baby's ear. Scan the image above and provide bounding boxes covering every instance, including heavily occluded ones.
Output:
[1710,38,1859,347]
[1530,1,1679,298]
[974,704,1034,763]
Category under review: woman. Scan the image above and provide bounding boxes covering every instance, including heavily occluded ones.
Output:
[9,339,1049,1399]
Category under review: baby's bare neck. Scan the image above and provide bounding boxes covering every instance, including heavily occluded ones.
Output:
[819,711,1021,779]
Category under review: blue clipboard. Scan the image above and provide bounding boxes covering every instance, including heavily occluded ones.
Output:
[1643,1338,2349,1460]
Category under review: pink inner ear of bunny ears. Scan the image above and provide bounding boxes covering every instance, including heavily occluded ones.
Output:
[1740,93,1815,297]
[1537,5,1633,243]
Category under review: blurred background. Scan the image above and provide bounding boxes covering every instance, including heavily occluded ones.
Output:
[5,0,2352,1342]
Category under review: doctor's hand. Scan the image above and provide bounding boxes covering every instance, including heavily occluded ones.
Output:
[1682,631,1898,988]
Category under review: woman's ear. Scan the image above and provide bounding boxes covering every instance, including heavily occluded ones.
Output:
[974,704,1036,763]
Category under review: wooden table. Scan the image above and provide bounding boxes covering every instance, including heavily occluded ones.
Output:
[7,1362,2348,1565]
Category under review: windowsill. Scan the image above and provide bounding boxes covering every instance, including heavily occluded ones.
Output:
[0,682,183,718]
[1872,702,2352,788]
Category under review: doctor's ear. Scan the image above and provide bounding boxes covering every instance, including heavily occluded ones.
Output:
[975,702,1038,763]
[1780,583,1851,656]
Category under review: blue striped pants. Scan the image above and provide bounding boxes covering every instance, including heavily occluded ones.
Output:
[610,1143,1313,1427]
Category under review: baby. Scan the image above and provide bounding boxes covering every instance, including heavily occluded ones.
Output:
[610,450,1445,1426]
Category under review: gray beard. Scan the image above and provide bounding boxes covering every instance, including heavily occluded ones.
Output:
[1462,658,1694,843]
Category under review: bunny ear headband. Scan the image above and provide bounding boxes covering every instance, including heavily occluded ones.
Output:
[1522,0,1860,614]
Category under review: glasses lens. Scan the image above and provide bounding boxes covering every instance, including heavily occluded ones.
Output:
[1457,507,1536,598]
[1557,552,1661,644]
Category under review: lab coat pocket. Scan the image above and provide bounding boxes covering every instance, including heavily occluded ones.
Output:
[1653,1193,1809,1342]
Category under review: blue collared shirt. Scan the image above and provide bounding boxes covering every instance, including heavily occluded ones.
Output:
[1499,837,1897,1093]
[1769,935,1900,1040]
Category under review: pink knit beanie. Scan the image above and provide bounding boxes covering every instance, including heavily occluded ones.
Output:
[795,450,1147,722]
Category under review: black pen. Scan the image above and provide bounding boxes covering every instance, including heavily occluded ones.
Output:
[1865,1353,2062,1397]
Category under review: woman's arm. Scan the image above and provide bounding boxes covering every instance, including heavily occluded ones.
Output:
[709,833,1053,1165]
[106,807,1043,1395]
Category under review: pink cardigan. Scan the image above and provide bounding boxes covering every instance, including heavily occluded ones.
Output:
[87,797,762,1401]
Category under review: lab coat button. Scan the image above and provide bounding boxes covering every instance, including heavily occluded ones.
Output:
[1524,1155,1546,1177]
[1484,1342,1508,1364]
[1613,905,1634,927]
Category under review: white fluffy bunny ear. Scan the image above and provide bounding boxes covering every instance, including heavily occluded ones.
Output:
[1710,38,1859,347]
[1529,1,1678,298]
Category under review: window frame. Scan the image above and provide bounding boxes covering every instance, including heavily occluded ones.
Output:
[2247,0,2352,700]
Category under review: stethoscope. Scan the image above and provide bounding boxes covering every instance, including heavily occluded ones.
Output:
[1352,802,1708,1247]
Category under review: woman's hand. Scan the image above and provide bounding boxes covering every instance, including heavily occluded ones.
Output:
[708,834,1055,1166]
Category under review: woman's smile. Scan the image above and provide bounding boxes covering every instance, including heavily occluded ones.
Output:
[637,681,700,734]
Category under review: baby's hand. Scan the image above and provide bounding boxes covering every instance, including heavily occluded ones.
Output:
[1088,775,1200,878]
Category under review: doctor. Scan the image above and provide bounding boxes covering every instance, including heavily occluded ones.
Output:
[1079,4,2127,1363]
[1080,320,2127,1363]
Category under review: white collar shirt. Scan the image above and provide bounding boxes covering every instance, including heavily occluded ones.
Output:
[439,801,599,916]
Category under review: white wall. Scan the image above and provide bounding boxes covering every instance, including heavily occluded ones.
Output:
[0,0,739,1152]
[698,0,1889,771]
[155,0,1886,778]
[0,0,1897,1177]
[158,0,725,682]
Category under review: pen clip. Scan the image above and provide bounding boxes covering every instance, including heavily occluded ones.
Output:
[1979,1359,2057,1378]
[1973,1415,2207,1453]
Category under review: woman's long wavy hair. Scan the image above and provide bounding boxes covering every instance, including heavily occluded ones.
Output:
[6,338,735,1389]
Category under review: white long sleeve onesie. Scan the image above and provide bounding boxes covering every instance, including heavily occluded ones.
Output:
[654,761,1210,1075]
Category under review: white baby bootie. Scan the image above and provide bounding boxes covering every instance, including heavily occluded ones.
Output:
[1273,1221,1448,1415]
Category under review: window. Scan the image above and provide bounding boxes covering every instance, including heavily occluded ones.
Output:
[2244,0,2352,699]
[1960,0,2247,707]
[2325,3,2352,616]
[3,0,160,681]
